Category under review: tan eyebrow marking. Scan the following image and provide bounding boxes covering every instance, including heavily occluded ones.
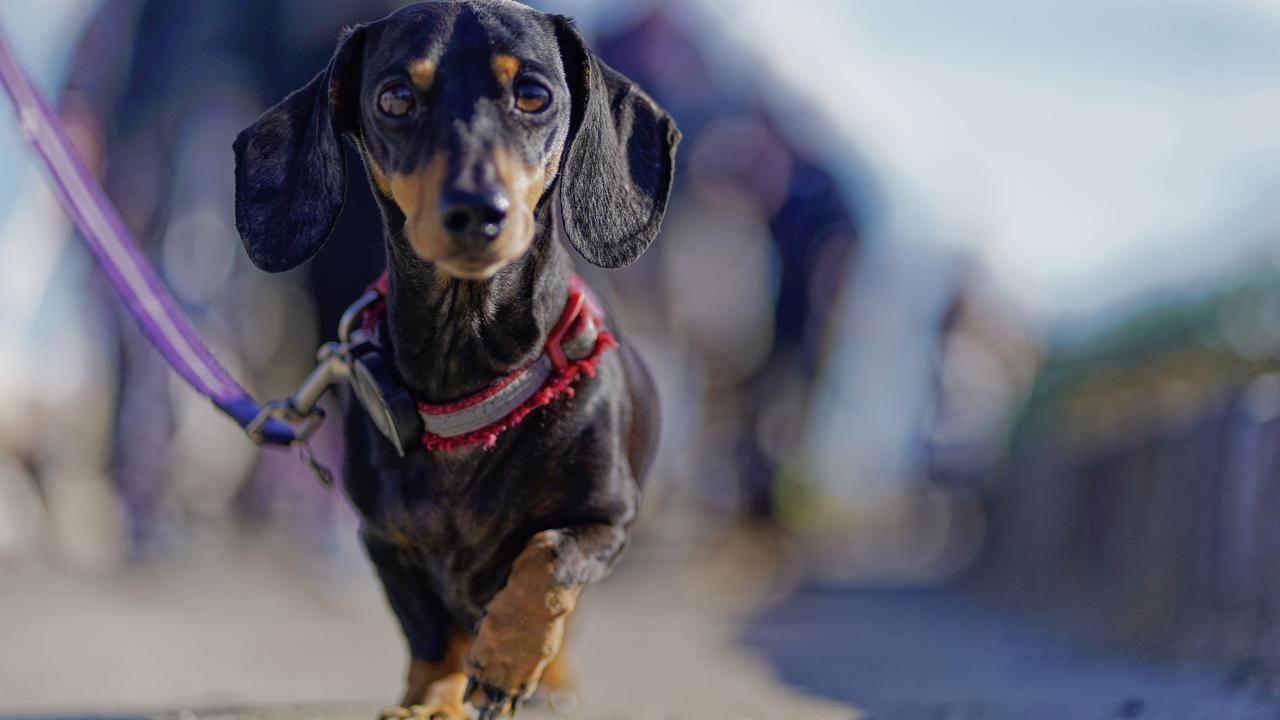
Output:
[408,59,436,90]
[492,54,520,84]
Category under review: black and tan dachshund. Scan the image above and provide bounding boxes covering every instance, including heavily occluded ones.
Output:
[232,1,678,718]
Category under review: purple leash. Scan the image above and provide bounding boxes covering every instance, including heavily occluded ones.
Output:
[0,28,316,450]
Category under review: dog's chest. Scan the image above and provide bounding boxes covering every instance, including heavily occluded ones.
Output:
[367,455,510,548]
[353,451,532,602]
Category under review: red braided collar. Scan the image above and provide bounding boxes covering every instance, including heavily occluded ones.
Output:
[359,273,617,452]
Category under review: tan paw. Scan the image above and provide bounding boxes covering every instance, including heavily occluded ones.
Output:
[466,583,577,718]
[466,532,582,719]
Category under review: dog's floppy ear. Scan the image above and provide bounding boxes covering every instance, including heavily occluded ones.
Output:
[233,26,366,272]
[553,17,681,269]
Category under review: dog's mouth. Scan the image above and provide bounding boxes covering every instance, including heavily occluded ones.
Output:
[402,206,535,280]
[432,253,513,280]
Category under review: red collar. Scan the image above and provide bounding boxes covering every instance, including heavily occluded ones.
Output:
[359,273,617,452]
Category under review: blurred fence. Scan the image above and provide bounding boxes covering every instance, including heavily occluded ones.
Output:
[958,273,1280,688]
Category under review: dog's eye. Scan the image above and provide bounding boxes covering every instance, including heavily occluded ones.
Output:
[514,80,551,114]
[378,84,416,118]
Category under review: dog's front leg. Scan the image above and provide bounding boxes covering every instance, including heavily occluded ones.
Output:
[465,524,624,717]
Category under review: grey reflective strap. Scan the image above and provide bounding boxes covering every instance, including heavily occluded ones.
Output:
[420,358,551,438]
[418,315,599,438]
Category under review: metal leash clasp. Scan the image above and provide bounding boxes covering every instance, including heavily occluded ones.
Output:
[245,287,382,444]
[243,342,349,488]
[244,341,349,445]
[243,289,384,485]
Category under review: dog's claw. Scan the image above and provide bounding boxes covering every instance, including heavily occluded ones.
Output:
[465,676,478,703]
[510,687,530,718]
[469,681,519,720]
[466,674,538,718]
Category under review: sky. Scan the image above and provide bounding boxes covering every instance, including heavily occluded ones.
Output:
[698,0,1280,322]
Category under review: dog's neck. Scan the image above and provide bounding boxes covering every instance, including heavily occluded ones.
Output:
[380,211,572,403]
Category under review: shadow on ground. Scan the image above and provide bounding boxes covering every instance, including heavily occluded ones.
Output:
[746,585,1280,720]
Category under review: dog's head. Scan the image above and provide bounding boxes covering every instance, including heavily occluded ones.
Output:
[233,0,680,280]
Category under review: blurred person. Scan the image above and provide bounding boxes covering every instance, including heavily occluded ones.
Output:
[590,8,868,530]
[53,0,398,562]
[922,262,1041,483]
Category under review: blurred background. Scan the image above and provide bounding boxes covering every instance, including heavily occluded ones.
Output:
[3,1,1280,719]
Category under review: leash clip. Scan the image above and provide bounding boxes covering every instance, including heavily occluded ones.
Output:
[244,341,350,446]
[244,400,326,446]
[246,285,400,482]
[245,342,355,489]
[244,287,383,476]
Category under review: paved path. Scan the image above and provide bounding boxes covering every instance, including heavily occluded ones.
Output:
[2,537,1277,720]
[0,537,853,720]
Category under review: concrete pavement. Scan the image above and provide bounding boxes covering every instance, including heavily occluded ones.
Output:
[0,530,855,720]
[3,527,1278,720]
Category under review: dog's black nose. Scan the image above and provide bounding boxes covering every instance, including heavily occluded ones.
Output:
[440,188,509,243]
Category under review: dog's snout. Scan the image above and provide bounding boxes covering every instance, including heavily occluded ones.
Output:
[440,188,510,243]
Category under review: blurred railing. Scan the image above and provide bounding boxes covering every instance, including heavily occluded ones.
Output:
[956,273,1280,690]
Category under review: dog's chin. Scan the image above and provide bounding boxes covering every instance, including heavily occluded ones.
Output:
[433,256,510,281]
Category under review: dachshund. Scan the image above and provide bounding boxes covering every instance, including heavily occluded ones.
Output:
[232,1,678,718]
